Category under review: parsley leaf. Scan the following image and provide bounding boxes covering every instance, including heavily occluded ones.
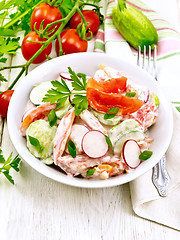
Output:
[105,135,112,148]
[72,95,89,116]
[43,79,71,106]
[104,107,119,120]
[86,168,96,177]
[0,149,21,184]
[43,68,89,116]
[0,149,5,163]
[48,109,57,127]
[28,135,44,153]
[68,140,76,158]
[0,73,7,82]
[125,92,136,97]
[68,67,87,91]
[139,150,153,160]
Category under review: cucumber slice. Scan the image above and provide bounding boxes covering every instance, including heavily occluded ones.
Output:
[55,100,72,119]
[114,129,144,155]
[41,156,54,165]
[109,119,140,145]
[26,119,57,159]
[30,81,53,105]
[91,109,121,126]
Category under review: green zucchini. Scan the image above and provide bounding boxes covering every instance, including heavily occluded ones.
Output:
[112,0,158,51]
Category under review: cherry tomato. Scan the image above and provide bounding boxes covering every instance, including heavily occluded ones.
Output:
[55,29,88,55]
[21,31,52,64]
[0,90,14,118]
[30,3,62,36]
[86,88,143,115]
[86,77,127,93]
[69,10,100,36]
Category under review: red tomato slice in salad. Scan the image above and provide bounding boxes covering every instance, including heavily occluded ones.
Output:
[86,88,143,115]
[86,77,127,93]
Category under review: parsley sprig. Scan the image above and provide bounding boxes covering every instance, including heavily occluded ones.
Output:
[0,149,21,184]
[43,67,89,116]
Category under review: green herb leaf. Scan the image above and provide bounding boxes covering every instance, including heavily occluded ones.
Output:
[0,148,21,184]
[72,95,89,116]
[28,135,44,153]
[42,68,89,116]
[176,106,180,112]
[0,149,5,163]
[48,109,57,127]
[139,150,153,160]
[68,67,87,91]
[0,73,7,82]
[125,92,136,97]
[86,168,96,177]
[105,135,112,148]
[2,170,14,184]
[10,155,21,172]
[68,140,76,158]
[104,107,119,120]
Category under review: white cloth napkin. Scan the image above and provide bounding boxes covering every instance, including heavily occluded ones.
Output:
[94,0,180,230]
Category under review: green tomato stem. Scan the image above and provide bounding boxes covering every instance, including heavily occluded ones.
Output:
[6,0,103,91]
[8,67,26,90]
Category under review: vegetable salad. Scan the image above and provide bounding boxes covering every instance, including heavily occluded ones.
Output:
[20,66,159,180]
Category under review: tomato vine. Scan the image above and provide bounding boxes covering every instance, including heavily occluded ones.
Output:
[0,0,103,89]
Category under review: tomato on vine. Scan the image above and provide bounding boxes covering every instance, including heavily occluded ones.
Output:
[69,10,100,36]
[21,31,52,64]
[30,3,62,36]
[0,90,14,118]
[55,29,88,55]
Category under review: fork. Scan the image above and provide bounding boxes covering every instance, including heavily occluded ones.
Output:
[137,45,170,197]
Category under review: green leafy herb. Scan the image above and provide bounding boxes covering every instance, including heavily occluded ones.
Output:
[68,67,87,91]
[0,149,5,163]
[0,149,21,184]
[0,73,7,82]
[172,102,180,112]
[48,109,57,127]
[86,168,96,177]
[139,150,153,160]
[176,106,180,112]
[105,135,112,148]
[28,135,44,153]
[104,107,119,120]
[72,95,89,116]
[43,68,89,116]
[68,139,76,158]
[125,92,136,97]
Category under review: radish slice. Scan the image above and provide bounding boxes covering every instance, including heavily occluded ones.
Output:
[122,139,141,169]
[59,72,72,81]
[65,124,89,154]
[82,130,108,158]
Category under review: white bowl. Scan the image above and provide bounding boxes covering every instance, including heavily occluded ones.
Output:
[7,52,173,188]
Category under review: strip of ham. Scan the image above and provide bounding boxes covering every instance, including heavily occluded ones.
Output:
[53,108,75,165]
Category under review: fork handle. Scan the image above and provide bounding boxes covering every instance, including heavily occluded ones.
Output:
[152,154,170,197]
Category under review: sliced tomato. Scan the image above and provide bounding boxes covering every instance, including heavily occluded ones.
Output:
[86,77,127,93]
[86,88,143,115]
[20,102,56,136]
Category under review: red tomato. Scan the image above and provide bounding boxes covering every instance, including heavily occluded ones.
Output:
[55,29,88,55]
[0,90,14,118]
[21,31,52,64]
[86,77,127,93]
[86,88,143,115]
[30,3,62,36]
[69,10,100,36]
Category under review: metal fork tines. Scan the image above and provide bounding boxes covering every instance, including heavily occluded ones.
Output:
[137,45,170,197]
